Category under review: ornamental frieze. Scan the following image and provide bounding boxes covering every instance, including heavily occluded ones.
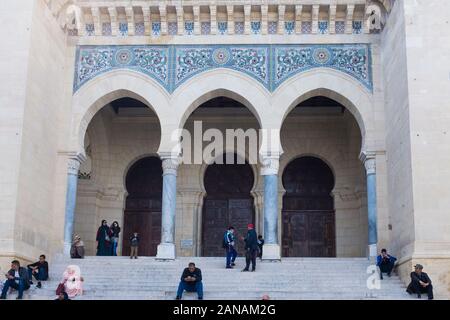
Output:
[74,44,372,94]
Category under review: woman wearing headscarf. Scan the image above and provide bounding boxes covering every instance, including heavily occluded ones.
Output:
[70,235,85,259]
[96,220,112,256]
[110,221,121,256]
[60,265,83,298]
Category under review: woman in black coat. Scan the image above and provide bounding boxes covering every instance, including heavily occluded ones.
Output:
[96,220,112,256]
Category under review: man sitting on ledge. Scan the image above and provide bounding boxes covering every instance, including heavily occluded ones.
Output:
[406,264,433,300]
[376,248,396,279]
[176,262,203,300]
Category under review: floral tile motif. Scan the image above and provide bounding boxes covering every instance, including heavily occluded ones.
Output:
[273,44,371,91]
[201,22,211,35]
[119,23,128,36]
[285,21,295,35]
[85,24,95,36]
[102,23,112,36]
[168,22,178,35]
[74,44,372,93]
[318,21,329,34]
[234,22,244,34]
[185,21,194,35]
[268,21,277,34]
[353,21,363,34]
[135,22,145,36]
[218,21,228,35]
[68,29,78,36]
[301,21,312,34]
[335,21,346,34]
[251,21,261,35]
[152,22,161,36]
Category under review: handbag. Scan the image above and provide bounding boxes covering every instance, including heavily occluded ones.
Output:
[56,283,65,295]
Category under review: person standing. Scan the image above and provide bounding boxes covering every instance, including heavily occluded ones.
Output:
[175,262,203,300]
[130,232,139,259]
[27,254,49,288]
[0,260,30,300]
[406,264,434,299]
[241,224,258,272]
[376,248,396,279]
[257,235,265,260]
[224,226,237,269]
[110,221,121,256]
[96,220,112,256]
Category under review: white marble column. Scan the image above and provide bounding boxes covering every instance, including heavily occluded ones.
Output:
[156,155,180,260]
[361,152,378,258]
[261,155,281,260]
[63,154,85,255]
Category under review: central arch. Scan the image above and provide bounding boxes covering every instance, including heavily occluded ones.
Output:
[202,153,255,257]
[281,156,336,257]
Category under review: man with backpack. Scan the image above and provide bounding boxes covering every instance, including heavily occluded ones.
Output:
[223,226,237,269]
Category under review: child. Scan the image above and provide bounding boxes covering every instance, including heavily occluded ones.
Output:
[257,235,264,260]
[130,232,139,259]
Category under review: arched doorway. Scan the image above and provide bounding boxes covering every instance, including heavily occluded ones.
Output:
[202,154,255,256]
[123,157,162,256]
[281,156,336,257]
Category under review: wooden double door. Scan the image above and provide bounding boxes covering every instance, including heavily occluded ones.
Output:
[281,157,336,257]
[122,157,162,256]
[202,155,255,256]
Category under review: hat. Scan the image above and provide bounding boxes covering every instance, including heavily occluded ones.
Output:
[414,264,424,270]
[247,224,254,229]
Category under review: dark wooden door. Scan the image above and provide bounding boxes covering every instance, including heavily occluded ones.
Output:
[202,155,255,256]
[123,157,162,256]
[281,157,336,257]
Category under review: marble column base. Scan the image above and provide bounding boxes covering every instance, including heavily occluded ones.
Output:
[262,244,281,261]
[156,243,176,260]
[63,242,72,256]
[368,243,377,259]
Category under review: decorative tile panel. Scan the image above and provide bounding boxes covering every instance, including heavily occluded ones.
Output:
[318,21,329,34]
[234,22,244,35]
[335,21,345,34]
[152,22,161,36]
[301,21,312,34]
[168,22,178,35]
[74,44,373,93]
[201,22,211,35]
[251,21,261,35]
[85,24,95,36]
[119,23,128,36]
[135,22,145,36]
[218,21,227,35]
[268,21,277,34]
[285,21,295,35]
[102,23,112,36]
[185,21,194,35]
[353,21,363,34]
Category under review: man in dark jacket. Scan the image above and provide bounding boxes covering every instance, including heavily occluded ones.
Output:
[406,264,433,299]
[376,249,396,279]
[242,224,258,272]
[176,262,203,300]
[1,260,30,299]
[27,254,49,288]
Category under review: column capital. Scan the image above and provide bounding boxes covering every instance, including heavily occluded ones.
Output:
[359,151,376,175]
[67,153,86,175]
[161,156,180,176]
[260,153,281,176]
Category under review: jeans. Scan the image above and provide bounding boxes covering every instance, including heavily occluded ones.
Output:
[176,281,203,299]
[27,267,48,282]
[226,246,237,267]
[112,237,119,256]
[378,261,395,278]
[1,279,27,299]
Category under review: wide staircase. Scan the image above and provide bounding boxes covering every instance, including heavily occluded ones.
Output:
[19,256,414,300]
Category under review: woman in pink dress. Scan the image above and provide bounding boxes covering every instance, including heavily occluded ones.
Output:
[61,265,84,298]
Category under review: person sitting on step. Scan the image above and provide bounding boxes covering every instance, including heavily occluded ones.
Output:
[376,248,396,279]
[406,264,434,300]
[0,260,30,300]
[176,262,203,300]
[27,254,49,288]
